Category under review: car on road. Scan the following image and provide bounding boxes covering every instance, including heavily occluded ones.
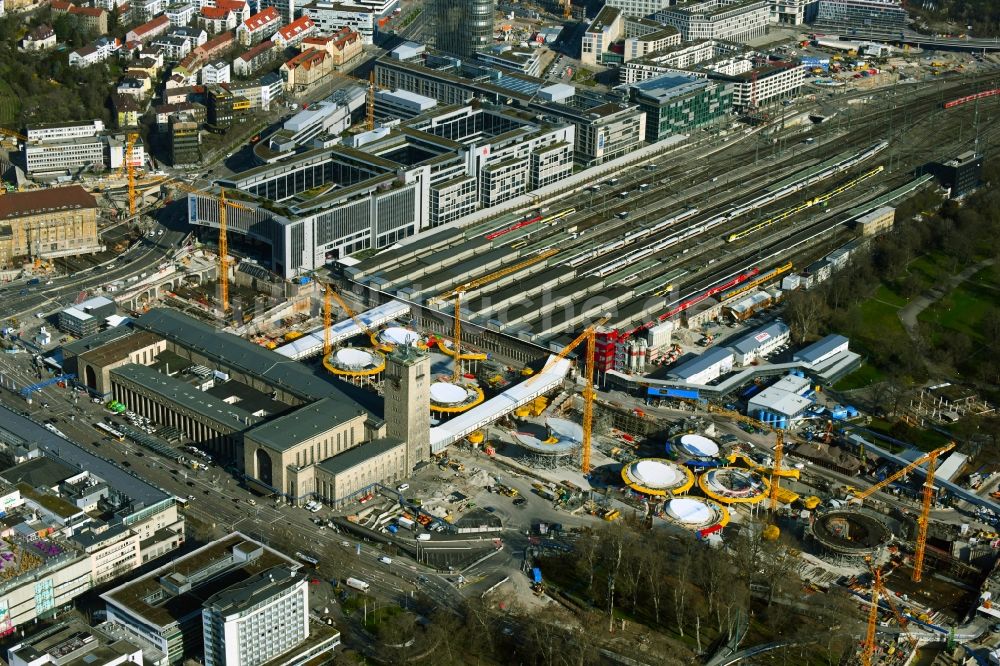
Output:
[397,483,410,492]
[246,498,257,506]
[186,494,194,500]
[483,506,496,513]
[186,481,195,487]
[513,497,527,506]
[378,556,392,564]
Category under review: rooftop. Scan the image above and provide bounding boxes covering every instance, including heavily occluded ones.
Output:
[317,438,402,476]
[669,346,734,379]
[793,334,849,364]
[1,456,79,490]
[631,72,710,103]
[62,326,135,358]
[110,364,262,430]
[0,186,97,222]
[133,309,381,414]
[103,533,299,629]
[247,397,367,452]
[588,5,622,33]
[203,565,302,614]
[727,320,789,354]
[9,619,143,666]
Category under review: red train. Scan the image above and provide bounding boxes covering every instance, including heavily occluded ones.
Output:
[944,88,1000,109]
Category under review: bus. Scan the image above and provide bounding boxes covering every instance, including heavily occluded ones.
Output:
[94,422,125,442]
[295,551,320,568]
[175,496,189,507]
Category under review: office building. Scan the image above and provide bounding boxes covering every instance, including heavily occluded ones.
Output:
[0,186,100,264]
[747,373,813,428]
[629,72,732,142]
[27,120,105,143]
[655,0,769,42]
[301,1,377,44]
[375,46,644,167]
[936,151,982,198]
[169,116,201,166]
[727,320,790,365]
[201,61,231,85]
[192,101,574,276]
[815,0,907,29]
[769,0,817,24]
[433,0,494,58]
[668,347,735,385]
[8,618,145,666]
[222,73,283,111]
[103,533,339,664]
[374,88,437,119]
[624,25,680,62]
[605,0,672,15]
[202,566,332,666]
[58,296,117,337]
[581,5,623,67]
[477,44,542,76]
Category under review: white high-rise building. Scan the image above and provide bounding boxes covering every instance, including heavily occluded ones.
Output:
[202,566,309,666]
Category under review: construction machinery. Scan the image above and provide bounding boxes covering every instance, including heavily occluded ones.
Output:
[167,182,249,314]
[434,248,558,382]
[708,405,789,511]
[850,441,955,582]
[528,315,609,474]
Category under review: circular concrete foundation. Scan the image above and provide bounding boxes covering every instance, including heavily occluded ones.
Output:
[621,458,694,496]
[809,509,893,558]
[698,467,768,504]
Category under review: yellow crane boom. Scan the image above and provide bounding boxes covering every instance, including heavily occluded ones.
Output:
[324,285,333,358]
[168,182,249,314]
[436,248,559,382]
[326,286,391,352]
[852,442,955,501]
[708,405,788,511]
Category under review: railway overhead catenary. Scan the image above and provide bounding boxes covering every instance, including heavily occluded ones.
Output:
[849,441,955,583]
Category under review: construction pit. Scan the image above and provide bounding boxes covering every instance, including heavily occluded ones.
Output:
[807,508,893,560]
[698,467,769,504]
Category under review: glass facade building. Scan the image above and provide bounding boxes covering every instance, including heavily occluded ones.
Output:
[433,0,494,58]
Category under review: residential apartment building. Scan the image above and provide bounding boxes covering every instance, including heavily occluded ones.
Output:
[272,15,315,48]
[769,0,816,24]
[127,14,171,42]
[234,40,276,77]
[581,5,623,67]
[222,73,282,110]
[655,0,769,43]
[20,24,57,50]
[51,1,109,33]
[131,0,167,21]
[69,36,121,67]
[165,2,197,25]
[301,1,375,44]
[302,28,362,66]
[201,60,230,84]
[199,5,236,33]
[237,6,280,44]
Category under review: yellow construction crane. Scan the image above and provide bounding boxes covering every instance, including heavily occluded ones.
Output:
[563,0,572,18]
[850,441,955,582]
[708,405,793,511]
[367,72,376,131]
[436,248,559,382]
[528,315,609,474]
[861,561,918,666]
[113,132,140,218]
[168,182,249,313]
[323,284,333,358]
[326,286,392,352]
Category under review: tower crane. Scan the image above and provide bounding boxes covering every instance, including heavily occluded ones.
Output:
[114,132,140,219]
[434,248,559,383]
[168,182,249,314]
[323,284,333,358]
[850,441,955,583]
[0,128,26,142]
[367,72,376,131]
[527,315,609,474]
[861,561,918,666]
[563,0,572,18]
[707,405,792,511]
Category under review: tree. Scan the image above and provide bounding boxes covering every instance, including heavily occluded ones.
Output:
[783,289,826,343]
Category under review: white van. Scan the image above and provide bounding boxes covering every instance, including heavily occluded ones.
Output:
[378,556,392,564]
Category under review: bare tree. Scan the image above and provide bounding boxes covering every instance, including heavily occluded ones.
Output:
[672,540,695,637]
